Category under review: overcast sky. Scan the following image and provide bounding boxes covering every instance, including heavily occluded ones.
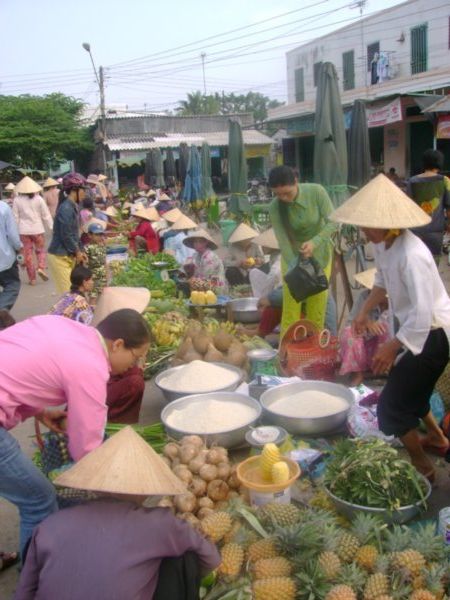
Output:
[1,0,402,112]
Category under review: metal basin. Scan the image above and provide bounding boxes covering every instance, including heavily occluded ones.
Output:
[324,476,431,524]
[161,392,261,448]
[260,380,353,435]
[155,361,243,403]
[227,297,260,323]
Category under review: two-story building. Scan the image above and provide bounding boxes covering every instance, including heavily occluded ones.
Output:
[268,0,450,179]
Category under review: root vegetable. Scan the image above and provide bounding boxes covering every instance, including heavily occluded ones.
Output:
[207,479,229,502]
[204,343,225,363]
[178,444,198,464]
[228,491,239,500]
[197,507,215,520]
[172,465,193,484]
[188,454,207,474]
[213,330,234,353]
[199,464,218,482]
[163,442,179,460]
[192,331,212,355]
[197,497,214,509]
[178,513,200,528]
[189,477,207,497]
[206,448,226,465]
[216,462,231,480]
[171,458,181,468]
[227,467,240,490]
[175,336,193,360]
[174,492,197,514]
[180,435,204,449]
[214,500,229,510]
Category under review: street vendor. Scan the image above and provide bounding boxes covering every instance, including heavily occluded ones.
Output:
[0,309,151,557]
[162,213,197,265]
[224,223,265,287]
[330,174,450,482]
[129,207,160,254]
[14,427,220,600]
[183,228,228,293]
[268,165,337,334]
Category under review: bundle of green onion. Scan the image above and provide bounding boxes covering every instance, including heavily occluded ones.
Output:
[105,422,166,453]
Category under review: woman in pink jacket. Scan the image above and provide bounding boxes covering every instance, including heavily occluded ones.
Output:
[12,176,53,285]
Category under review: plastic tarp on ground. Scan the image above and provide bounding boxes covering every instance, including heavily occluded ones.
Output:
[228,120,250,215]
[313,62,348,207]
[347,99,371,190]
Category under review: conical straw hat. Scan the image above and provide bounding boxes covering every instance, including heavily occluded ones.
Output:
[159,192,170,201]
[163,208,183,223]
[253,228,279,250]
[14,176,42,195]
[54,427,187,496]
[183,227,218,250]
[102,206,118,218]
[92,286,151,326]
[228,223,259,244]
[98,174,107,181]
[353,268,377,290]
[146,189,157,197]
[329,174,431,229]
[170,214,198,230]
[122,201,133,209]
[137,191,147,197]
[82,217,107,234]
[5,183,15,191]
[86,174,99,184]
[42,177,59,188]
[134,207,159,221]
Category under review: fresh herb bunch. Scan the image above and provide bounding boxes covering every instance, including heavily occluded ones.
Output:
[105,422,166,453]
[147,252,179,270]
[111,255,177,296]
[324,438,427,511]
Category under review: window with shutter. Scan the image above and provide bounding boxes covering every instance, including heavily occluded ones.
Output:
[295,68,305,102]
[342,50,355,90]
[411,24,428,74]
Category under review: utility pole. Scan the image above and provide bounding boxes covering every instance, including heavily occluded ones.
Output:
[201,53,207,95]
[350,1,367,89]
[82,43,107,172]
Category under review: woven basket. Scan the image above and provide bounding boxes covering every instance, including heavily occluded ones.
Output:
[279,319,340,381]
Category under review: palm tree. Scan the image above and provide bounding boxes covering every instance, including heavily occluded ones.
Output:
[176,91,220,116]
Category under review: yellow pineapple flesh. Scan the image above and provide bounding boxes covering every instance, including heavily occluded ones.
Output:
[252,576,296,600]
[325,584,357,600]
[253,556,292,580]
[217,543,244,579]
[260,443,281,480]
[200,511,232,543]
[318,551,342,580]
[355,545,379,571]
[248,537,278,562]
[271,461,290,485]
[337,532,360,562]
[364,573,389,599]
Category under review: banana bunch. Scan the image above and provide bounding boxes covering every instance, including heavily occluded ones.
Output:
[151,314,187,347]
[204,319,237,336]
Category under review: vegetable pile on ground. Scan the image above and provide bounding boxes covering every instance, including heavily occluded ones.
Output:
[111,253,177,296]
[142,311,190,378]
[158,436,245,527]
[324,438,428,511]
[172,320,249,370]
[197,502,450,600]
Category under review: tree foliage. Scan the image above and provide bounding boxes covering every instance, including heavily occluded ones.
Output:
[0,93,94,169]
[176,90,283,127]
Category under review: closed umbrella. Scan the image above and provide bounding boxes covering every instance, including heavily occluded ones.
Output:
[228,120,250,215]
[182,145,202,205]
[164,148,176,187]
[144,152,155,187]
[152,148,165,188]
[201,141,218,223]
[348,99,371,189]
[178,143,189,185]
[313,62,348,207]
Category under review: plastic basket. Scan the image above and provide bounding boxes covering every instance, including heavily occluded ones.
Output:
[219,219,238,245]
[279,319,339,381]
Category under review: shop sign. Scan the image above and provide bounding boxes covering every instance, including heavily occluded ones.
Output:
[287,114,315,135]
[367,98,402,128]
[437,116,450,139]
[245,144,270,158]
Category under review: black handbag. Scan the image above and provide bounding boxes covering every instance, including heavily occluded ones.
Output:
[284,256,329,302]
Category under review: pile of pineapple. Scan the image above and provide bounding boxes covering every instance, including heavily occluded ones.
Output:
[200,502,450,600]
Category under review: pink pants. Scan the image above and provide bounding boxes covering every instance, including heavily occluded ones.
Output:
[20,234,46,282]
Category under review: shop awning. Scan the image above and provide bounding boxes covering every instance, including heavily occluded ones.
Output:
[424,96,450,113]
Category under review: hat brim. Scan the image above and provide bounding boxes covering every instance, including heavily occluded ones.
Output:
[183,235,217,250]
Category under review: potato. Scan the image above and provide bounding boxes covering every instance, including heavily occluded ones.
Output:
[172,465,193,484]
[174,492,197,514]
[178,444,198,465]
[197,507,215,520]
[197,497,214,509]
[189,477,207,497]
[163,442,179,460]
[180,435,204,449]
[199,464,218,482]
[207,479,229,502]
[216,462,231,480]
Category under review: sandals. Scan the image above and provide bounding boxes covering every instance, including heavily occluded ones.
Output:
[0,552,20,572]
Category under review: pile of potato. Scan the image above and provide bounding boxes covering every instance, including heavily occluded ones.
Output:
[158,435,244,527]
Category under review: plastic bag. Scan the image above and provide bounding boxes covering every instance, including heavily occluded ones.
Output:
[284,256,328,302]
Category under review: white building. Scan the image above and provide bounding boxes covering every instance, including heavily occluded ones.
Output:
[268,0,450,178]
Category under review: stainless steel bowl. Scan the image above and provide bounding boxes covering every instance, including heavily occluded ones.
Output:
[260,380,353,435]
[161,392,261,448]
[324,476,432,524]
[227,297,260,323]
[155,361,243,403]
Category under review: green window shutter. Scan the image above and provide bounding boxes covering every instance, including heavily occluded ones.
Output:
[411,24,428,74]
[295,68,305,102]
[342,50,355,90]
[313,61,323,87]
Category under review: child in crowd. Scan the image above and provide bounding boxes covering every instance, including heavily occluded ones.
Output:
[84,223,107,301]
[49,265,94,324]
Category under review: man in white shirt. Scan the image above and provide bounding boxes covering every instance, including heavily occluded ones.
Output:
[0,200,23,310]
[331,174,450,482]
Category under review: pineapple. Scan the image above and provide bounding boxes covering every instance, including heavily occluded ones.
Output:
[355,545,379,571]
[318,551,342,580]
[409,523,447,564]
[351,513,382,571]
[336,532,360,562]
[421,563,447,600]
[217,543,244,579]
[364,573,389,599]
[222,521,242,544]
[248,537,278,562]
[271,461,290,485]
[410,592,437,600]
[253,556,292,579]
[200,511,233,543]
[258,502,301,527]
[382,525,412,554]
[391,549,426,578]
[336,563,367,595]
[252,576,296,600]
[325,584,357,600]
[260,443,281,480]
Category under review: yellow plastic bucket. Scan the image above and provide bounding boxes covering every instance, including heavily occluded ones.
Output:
[236,455,301,507]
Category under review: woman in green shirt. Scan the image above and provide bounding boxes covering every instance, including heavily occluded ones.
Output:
[268,166,337,334]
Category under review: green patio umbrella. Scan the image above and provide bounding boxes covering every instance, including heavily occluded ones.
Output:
[152,148,165,188]
[144,151,155,187]
[313,62,348,207]
[228,120,250,215]
[348,99,371,189]
[201,141,218,222]
[164,148,176,187]
[178,143,189,185]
